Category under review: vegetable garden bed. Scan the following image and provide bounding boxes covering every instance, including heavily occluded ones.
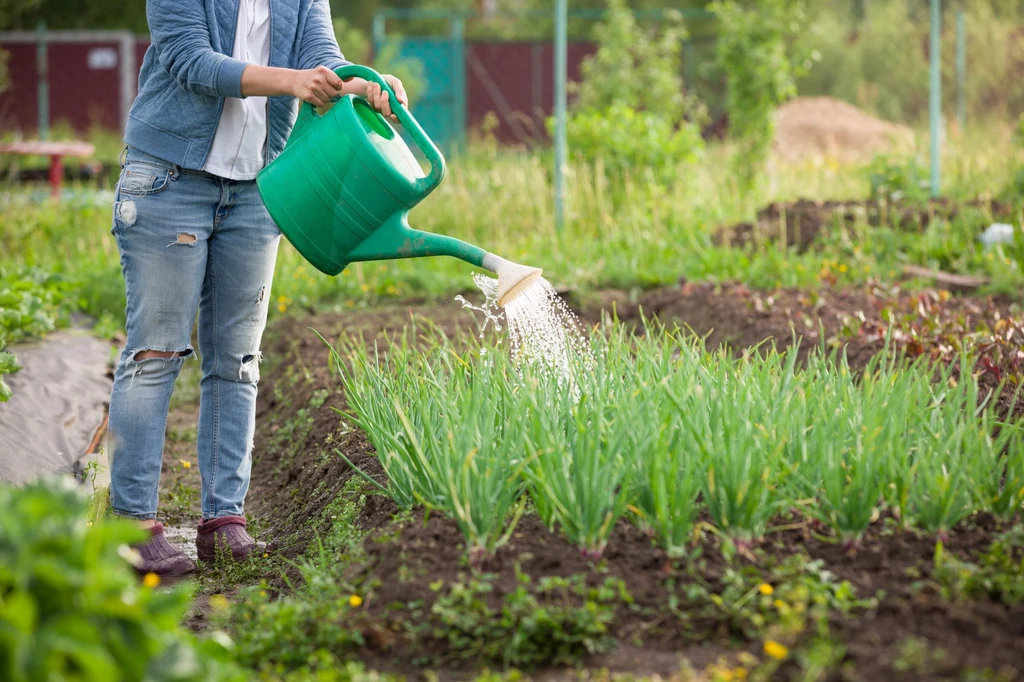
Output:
[201,283,1024,681]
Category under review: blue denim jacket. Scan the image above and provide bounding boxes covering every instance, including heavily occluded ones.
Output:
[125,0,350,171]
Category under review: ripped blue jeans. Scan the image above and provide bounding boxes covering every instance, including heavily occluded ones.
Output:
[108,147,281,520]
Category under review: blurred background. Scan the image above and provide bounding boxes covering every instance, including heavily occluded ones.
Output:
[1,0,1021,153]
[1,0,1023,345]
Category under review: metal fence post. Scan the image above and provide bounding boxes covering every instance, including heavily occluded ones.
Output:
[119,32,136,134]
[371,12,386,60]
[452,17,466,150]
[956,10,966,134]
[929,0,941,198]
[36,20,48,140]
[554,0,567,231]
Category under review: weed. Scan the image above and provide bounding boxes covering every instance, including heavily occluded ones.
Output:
[669,554,875,643]
[160,480,198,525]
[934,525,1024,605]
[429,569,628,667]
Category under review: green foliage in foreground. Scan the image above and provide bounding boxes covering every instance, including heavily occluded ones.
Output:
[331,322,1024,562]
[0,478,242,682]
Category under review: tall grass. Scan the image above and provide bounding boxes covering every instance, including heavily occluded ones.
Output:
[328,320,1024,562]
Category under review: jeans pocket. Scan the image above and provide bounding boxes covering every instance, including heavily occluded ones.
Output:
[118,163,174,197]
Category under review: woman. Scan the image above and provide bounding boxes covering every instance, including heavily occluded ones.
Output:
[110,0,407,577]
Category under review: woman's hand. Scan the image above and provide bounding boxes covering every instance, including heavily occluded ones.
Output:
[241,67,410,122]
[363,75,408,123]
[279,67,409,123]
[288,65,345,107]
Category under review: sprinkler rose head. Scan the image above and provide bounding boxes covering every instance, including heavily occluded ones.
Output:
[482,253,543,307]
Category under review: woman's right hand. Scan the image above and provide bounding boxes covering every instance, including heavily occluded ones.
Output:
[289,66,345,107]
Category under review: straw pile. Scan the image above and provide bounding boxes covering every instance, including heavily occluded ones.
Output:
[774,96,915,162]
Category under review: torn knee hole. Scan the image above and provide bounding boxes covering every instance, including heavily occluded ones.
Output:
[133,349,192,362]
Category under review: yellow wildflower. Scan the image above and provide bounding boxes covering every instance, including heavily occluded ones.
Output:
[262,553,269,559]
[758,583,774,596]
[774,599,786,610]
[838,264,848,273]
[734,667,748,680]
[349,594,363,608]
[209,594,229,610]
[180,459,191,469]
[764,640,789,660]
[142,572,160,589]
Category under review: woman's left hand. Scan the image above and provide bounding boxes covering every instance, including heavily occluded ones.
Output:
[365,75,408,124]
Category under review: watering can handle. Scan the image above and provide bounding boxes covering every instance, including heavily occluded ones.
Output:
[288,65,445,194]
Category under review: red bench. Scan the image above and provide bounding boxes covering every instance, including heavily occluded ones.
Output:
[0,140,96,200]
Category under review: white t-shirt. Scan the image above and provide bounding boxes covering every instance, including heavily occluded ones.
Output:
[204,0,271,180]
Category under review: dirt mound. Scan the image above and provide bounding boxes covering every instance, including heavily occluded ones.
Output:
[774,96,915,162]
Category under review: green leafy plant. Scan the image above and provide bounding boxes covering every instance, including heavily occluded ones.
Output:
[431,570,627,667]
[557,0,705,181]
[667,347,791,548]
[0,266,72,401]
[0,347,18,402]
[563,103,705,182]
[934,526,1024,605]
[711,0,813,193]
[669,553,874,644]
[867,154,931,204]
[0,478,241,682]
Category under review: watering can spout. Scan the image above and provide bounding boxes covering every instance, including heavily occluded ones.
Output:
[346,212,487,266]
[482,253,544,307]
[346,216,543,307]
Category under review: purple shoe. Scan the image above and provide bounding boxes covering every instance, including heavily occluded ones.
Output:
[196,516,266,563]
[134,522,197,577]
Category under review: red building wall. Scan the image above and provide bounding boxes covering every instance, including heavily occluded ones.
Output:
[0,38,129,133]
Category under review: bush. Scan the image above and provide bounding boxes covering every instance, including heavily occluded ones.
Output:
[712,0,813,193]
[565,102,704,182]
[556,0,705,180]
[0,478,241,682]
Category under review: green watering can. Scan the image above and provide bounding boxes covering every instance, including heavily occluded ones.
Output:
[256,65,541,306]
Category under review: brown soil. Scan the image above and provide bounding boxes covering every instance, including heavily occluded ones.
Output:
[774,96,915,162]
[345,495,1024,680]
[718,198,1015,253]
